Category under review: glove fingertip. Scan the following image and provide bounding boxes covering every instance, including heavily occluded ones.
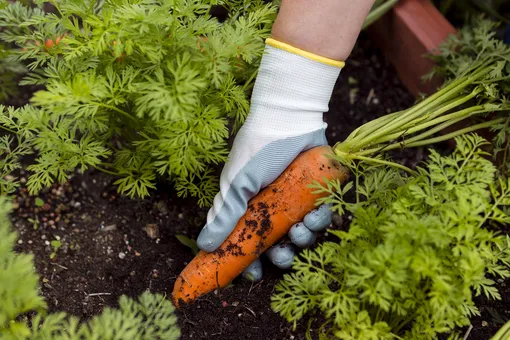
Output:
[242,258,263,282]
[196,227,222,252]
[303,204,333,232]
[289,222,316,248]
[267,244,295,269]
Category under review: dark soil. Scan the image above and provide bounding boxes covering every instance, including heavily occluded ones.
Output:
[9,32,508,339]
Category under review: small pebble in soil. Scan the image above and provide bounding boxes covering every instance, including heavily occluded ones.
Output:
[143,224,159,239]
[482,321,489,327]
[118,252,126,259]
[18,239,23,244]
[103,224,117,232]
[232,301,239,307]
[222,301,228,307]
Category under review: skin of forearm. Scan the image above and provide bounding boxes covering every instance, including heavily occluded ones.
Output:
[271,0,377,61]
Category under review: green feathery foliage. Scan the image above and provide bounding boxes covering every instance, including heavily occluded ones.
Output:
[271,134,510,339]
[0,0,277,206]
[0,0,26,103]
[425,17,510,174]
[0,196,46,337]
[0,42,25,102]
[0,195,180,339]
[0,133,32,196]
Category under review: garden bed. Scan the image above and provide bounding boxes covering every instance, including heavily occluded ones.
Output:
[8,32,508,340]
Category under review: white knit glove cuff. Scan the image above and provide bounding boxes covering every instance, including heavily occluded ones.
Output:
[243,44,342,135]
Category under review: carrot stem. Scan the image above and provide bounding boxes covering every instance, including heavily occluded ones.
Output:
[0,124,16,134]
[394,119,506,149]
[90,163,120,176]
[339,65,492,154]
[491,320,510,340]
[334,151,416,174]
[97,103,137,123]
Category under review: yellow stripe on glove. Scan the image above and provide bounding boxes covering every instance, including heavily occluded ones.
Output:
[265,38,345,68]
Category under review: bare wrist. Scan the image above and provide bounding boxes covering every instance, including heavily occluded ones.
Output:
[270,0,376,61]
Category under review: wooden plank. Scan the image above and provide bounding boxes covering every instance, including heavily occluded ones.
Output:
[368,0,456,97]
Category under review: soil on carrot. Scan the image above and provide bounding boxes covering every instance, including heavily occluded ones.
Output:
[8,32,508,339]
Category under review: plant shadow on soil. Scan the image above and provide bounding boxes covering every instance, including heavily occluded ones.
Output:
[9,32,508,340]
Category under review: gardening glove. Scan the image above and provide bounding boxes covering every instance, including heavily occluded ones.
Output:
[196,38,344,281]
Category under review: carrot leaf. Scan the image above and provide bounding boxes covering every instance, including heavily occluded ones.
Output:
[0,0,277,207]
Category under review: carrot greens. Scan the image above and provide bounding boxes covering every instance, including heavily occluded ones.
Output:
[273,133,510,339]
[0,0,277,205]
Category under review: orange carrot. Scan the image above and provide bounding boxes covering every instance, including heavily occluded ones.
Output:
[172,145,349,306]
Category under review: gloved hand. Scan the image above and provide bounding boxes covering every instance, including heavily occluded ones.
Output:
[196,38,344,281]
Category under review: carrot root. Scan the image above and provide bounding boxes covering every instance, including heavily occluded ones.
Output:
[171,145,349,307]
